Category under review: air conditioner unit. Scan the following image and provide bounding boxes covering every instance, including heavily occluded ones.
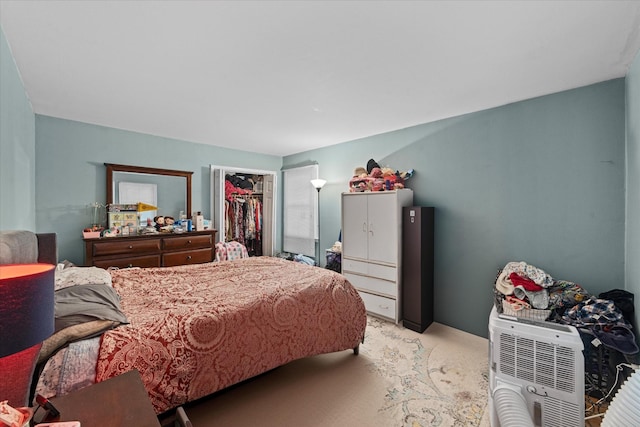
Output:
[488,306,585,427]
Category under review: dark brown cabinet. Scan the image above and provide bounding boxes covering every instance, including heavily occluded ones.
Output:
[84,230,217,268]
[402,207,434,333]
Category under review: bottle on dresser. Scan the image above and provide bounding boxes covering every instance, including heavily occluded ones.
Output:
[194,211,204,231]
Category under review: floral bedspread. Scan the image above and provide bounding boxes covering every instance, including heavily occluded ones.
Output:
[95,257,366,414]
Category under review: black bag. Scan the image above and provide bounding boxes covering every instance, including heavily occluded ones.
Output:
[599,289,634,324]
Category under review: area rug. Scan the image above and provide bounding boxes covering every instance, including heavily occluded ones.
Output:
[360,316,490,427]
[184,316,491,427]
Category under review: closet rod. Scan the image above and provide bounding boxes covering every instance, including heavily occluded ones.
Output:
[229,193,262,199]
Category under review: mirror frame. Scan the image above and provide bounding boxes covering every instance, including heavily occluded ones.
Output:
[106,163,193,218]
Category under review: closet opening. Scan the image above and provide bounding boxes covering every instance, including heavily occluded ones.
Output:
[210,165,277,257]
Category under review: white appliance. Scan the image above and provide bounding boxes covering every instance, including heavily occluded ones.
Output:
[488,307,585,427]
[601,367,640,426]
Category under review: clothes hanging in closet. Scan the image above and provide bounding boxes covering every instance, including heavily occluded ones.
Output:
[224,196,263,256]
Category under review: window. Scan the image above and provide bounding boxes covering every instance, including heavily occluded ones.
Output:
[118,181,157,224]
[282,164,318,256]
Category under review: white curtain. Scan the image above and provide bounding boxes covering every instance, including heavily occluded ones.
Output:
[283,164,318,256]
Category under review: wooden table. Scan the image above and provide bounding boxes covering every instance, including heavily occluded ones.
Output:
[49,370,160,427]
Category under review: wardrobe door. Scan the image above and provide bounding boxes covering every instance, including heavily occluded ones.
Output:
[342,194,368,260]
[367,192,398,265]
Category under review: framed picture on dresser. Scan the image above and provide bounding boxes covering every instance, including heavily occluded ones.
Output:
[108,207,137,235]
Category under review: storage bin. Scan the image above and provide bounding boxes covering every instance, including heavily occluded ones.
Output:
[325,250,341,273]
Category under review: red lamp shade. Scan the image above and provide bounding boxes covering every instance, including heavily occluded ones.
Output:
[0,264,55,407]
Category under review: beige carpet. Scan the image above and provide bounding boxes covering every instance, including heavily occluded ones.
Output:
[183,316,491,427]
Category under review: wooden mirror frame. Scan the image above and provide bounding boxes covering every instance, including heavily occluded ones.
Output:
[106,163,193,218]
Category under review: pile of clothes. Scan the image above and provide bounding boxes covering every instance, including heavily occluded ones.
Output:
[225,174,255,201]
[494,261,638,356]
[348,158,413,192]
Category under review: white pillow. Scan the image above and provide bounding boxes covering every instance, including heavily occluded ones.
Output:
[55,266,112,291]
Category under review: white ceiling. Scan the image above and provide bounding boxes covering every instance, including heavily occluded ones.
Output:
[2,1,640,157]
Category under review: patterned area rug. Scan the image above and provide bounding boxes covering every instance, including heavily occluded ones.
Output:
[185,315,491,427]
[360,316,490,427]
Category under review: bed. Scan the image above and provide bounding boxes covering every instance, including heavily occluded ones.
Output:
[0,231,367,415]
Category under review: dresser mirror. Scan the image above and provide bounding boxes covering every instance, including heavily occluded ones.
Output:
[106,163,193,223]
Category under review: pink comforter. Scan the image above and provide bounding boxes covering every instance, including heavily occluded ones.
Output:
[95,257,366,413]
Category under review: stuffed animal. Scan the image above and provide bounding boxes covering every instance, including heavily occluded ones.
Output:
[154,216,165,231]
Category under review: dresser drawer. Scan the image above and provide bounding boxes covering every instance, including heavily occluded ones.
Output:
[162,234,212,251]
[93,255,161,269]
[84,230,217,269]
[342,258,368,275]
[163,248,213,267]
[342,258,396,281]
[344,272,397,298]
[358,291,396,320]
[368,263,396,282]
[92,239,161,257]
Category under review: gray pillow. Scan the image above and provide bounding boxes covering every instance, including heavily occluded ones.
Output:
[54,284,129,331]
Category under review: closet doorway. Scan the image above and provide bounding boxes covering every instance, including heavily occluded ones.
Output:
[210,165,277,256]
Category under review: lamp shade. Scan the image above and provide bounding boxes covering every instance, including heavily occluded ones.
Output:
[0,264,54,407]
[0,264,55,358]
[310,179,327,190]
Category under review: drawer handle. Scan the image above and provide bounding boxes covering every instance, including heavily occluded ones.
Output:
[128,245,133,249]
[186,255,192,260]
[187,240,192,245]
[127,263,133,268]
[378,304,390,310]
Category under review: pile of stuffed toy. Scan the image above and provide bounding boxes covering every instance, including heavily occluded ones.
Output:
[349,158,414,192]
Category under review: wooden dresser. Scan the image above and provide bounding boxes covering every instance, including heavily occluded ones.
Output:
[84,229,217,268]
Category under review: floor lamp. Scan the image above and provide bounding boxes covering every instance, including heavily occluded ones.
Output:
[310,179,326,266]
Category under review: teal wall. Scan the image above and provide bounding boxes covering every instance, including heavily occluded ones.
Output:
[285,80,627,337]
[0,29,36,231]
[34,116,282,264]
[2,21,636,338]
[626,51,640,337]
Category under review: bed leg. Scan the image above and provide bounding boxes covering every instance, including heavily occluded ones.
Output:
[353,345,359,355]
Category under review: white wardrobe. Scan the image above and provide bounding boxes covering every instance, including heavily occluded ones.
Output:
[341,189,413,323]
[210,165,277,256]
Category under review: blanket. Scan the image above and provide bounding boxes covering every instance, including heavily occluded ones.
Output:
[95,257,366,413]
